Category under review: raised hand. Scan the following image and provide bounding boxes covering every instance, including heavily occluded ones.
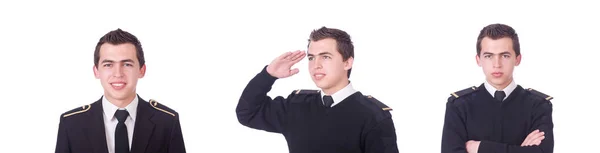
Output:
[266,50,306,78]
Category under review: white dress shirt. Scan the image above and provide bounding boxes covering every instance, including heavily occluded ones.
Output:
[320,82,358,107]
[102,96,138,153]
[484,79,517,101]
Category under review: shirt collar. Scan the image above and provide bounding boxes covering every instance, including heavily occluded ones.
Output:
[320,81,358,106]
[484,79,517,101]
[102,95,138,122]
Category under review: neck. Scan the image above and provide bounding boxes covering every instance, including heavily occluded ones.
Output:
[106,95,136,108]
[488,77,513,90]
[322,80,349,95]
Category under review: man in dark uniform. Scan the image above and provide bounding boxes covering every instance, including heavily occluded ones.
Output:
[55,29,186,153]
[441,23,554,153]
[236,26,399,153]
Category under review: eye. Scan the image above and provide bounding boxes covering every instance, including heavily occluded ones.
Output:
[323,56,331,59]
[308,56,314,61]
[103,64,112,67]
[484,55,491,58]
[503,55,510,58]
[125,63,134,67]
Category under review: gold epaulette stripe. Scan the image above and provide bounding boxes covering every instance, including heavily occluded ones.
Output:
[451,92,459,98]
[382,108,392,111]
[149,99,175,117]
[527,88,553,100]
[63,104,91,117]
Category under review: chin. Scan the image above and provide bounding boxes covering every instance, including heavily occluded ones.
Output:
[489,79,507,86]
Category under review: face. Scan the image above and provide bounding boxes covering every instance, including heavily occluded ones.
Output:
[307,38,353,93]
[476,37,521,89]
[94,43,146,102]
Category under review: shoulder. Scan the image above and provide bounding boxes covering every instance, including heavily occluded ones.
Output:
[292,89,320,95]
[523,88,554,109]
[524,88,553,102]
[447,86,479,103]
[61,103,93,118]
[147,99,179,117]
[363,95,393,111]
[286,89,321,102]
[358,94,393,122]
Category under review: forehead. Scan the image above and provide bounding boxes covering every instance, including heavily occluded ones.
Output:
[308,38,338,55]
[99,43,138,61]
[480,37,515,54]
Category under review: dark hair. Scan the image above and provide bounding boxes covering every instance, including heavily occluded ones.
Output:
[307,26,354,78]
[94,28,145,68]
[476,23,520,56]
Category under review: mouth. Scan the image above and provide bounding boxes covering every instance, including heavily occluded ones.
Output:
[110,82,127,90]
[491,72,503,77]
[313,73,326,80]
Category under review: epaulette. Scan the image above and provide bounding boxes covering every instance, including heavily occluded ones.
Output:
[148,99,176,117]
[449,86,478,102]
[365,95,392,111]
[526,88,553,101]
[62,104,91,118]
[294,89,321,95]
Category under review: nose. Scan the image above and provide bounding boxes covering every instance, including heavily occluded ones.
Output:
[493,56,502,68]
[113,64,124,77]
[314,58,323,69]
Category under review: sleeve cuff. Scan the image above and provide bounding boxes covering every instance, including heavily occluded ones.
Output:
[258,65,278,83]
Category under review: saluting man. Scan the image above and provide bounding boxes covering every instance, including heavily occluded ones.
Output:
[236,26,399,153]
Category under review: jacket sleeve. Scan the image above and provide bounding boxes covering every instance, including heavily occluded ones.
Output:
[236,65,292,133]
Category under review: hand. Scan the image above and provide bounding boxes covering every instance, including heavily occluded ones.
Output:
[521,129,545,147]
[466,140,480,153]
[266,50,306,78]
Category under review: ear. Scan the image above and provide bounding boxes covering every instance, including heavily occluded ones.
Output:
[515,54,522,66]
[93,65,100,79]
[344,57,354,71]
[475,54,482,67]
[139,64,146,78]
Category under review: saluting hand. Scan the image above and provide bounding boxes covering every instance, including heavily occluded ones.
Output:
[267,50,306,78]
[521,129,545,147]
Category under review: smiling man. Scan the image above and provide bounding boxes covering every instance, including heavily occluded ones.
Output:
[236,26,399,153]
[55,29,186,153]
[441,23,554,153]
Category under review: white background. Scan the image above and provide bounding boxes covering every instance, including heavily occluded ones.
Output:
[1,0,598,152]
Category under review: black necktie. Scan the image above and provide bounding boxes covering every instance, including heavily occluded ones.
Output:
[115,110,130,153]
[495,90,506,102]
[323,95,333,108]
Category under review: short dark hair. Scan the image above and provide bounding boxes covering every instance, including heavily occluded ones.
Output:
[94,28,145,68]
[307,26,354,78]
[476,23,521,56]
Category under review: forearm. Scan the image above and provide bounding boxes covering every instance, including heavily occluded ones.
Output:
[236,65,287,132]
[478,139,553,153]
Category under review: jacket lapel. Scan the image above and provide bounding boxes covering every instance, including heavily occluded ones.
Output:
[85,98,109,153]
[130,97,156,153]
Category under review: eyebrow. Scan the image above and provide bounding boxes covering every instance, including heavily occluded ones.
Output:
[482,51,511,55]
[307,52,333,56]
[101,59,135,63]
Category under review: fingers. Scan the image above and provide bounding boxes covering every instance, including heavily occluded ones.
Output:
[289,68,300,76]
[290,51,306,63]
[521,130,538,146]
[530,135,545,146]
[278,51,294,61]
[521,129,545,146]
